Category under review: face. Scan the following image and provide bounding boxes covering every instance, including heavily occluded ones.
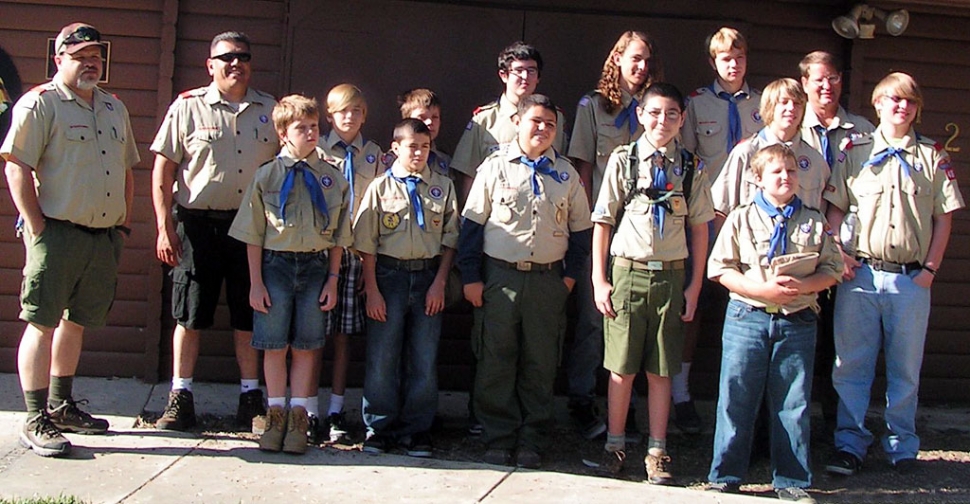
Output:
[802,63,842,110]
[514,105,557,156]
[712,48,747,87]
[500,59,540,102]
[757,157,798,203]
[875,92,918,129]
[55,46,103,92]
[279,117,319,159]
[613,38,651,91]
[207,40,251,93]
[770,93,805,133]
[392,132,432,173]
[637,95,684,148]
[328,101,366,138]
[408,106,441,140]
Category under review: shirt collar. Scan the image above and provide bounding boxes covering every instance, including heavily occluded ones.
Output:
[390,160,432,182]
[325,130,363,151]
[203,83,268,107]
[278,146,325,169]
[636,136,677,164]
[712,80,751,98]
[872,127,917,154]
[803,105,855,131]
[505,140,556,164]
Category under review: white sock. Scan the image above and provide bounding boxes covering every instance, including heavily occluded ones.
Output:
[290,397,308,409]
[328,394,344,415]
[172,377,193,392]
[306,395,319,418]
[671,362,692,404]
[240,379,260,393]
[268,397,286,408]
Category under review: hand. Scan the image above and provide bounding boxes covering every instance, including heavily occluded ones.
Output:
[681,282,701,322]
[156,223,183,267]
[592,278,616,319]
[463,282,484,308]
[425,278,446,316]
[912,269,934,289]
[25,216,46,239]
[249,283,271,314]
[319,277,338,311]
[840,249,861,281]
[758,275,800,305]
[562,276,576,293]
[365,288,386,322]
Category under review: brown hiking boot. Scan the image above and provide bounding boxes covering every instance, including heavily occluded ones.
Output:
[20,411,71,457]
[283,406,309,454]
[645,452,674,485]
[156,389,196,431]
[258,405,286,452]
[49,398,109,434]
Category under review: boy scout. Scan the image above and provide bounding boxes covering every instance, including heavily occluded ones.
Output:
[354,119,459,457]
[590,83,714,483]
[395,88,455,182]
[565,30,661,440]
[229,95,350,454]
[313,83,383,443]
[451,41,567,201]
[151,31,277,431]
[706,144,842,503]
[2,22,138,457]
[824,73,964,477]
[458,94,591,469]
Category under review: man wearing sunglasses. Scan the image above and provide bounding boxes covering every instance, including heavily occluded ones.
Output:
[2,22,139,457]
[151,31,279,431]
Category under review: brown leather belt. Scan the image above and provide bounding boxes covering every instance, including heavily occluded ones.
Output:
[613,256,685,271]
[857,257,921,275]
[487,257,558,272]
[377,254,440,271]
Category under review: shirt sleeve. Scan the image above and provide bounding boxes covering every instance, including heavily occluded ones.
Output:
[333,175,354,249]
[228,173,266,246]
[149,99,184,163]
[707,208,743,280]
[449,118,483,177]
[461,162,493,225]
[681,99,699,154]
[567,96,597,163]
[0,91,50,168]
[440,178,461,250]
[687,166,715,226]
[590,148,627,227]
[352,180,382,255]
[711,143,746,215]
[932,152,966,216]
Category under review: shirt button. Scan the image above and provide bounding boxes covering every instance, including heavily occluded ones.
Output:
[102,150,106,155]
[80,136,85,140]
[238,189,243,194]
[107,192,110,197]
[238,169,243,173]
[106,171,110,175]
[533,210,538,215]
[102,212,106,217]
[98,130,102,135]
[237,150,242,154]
[236,130,241,135]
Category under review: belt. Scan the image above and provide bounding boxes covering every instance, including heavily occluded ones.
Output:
[264,249,328,259]
[176,205,237,221]
[47,218,112,234]
[613,257,685,271]
[487,257,558,272]
[377,254,440,271]
[857,257,921,274]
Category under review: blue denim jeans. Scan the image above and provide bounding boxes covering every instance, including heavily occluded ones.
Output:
[832,264,930,463]
[361,263,441,439]
[251,250,329,350]
[709,299,817,489]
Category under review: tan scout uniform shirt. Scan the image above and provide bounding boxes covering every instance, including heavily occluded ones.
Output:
[683,82,763,181]
[1,80,139,228]
[353,161,460,260]
[462,142,591,264]
[319,129,383,220]
[714,129,830,215]
[450,94,567,177]
[229,146,352,252]
[568,89,643,199]
[150,83,279,210]
[381,144,456,184]
[591,137,715,262]
[709,203,843,314]
[823,129,965,264]
[800,106,875,166]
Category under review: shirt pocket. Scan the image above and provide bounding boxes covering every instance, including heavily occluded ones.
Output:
[596,126,627,161]
[380,198,409,234]
[424,199,445,232]
[694,122,723,156]
[65,127,95,143]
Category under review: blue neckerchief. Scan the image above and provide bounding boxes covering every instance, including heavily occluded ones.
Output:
[519,155,561,196]
[613,98,639,135]
[389,170,426,229]
[710,85,747,151]
[814,125,834,167]
[651,151,668,238]
[754,190,801,263]
[863,145,913,178]
[337,141,356,213]
[279,160,329,223]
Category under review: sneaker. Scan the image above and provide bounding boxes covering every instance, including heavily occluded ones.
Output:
[468,422,483,436]
[236,389,266,428]
[644,452,674,485]
[405,431,433,458]
[515,448,541,469]
[49,398,109,434]
[707,482,741,493]
[258,405,286,452]
[569,402,607,440]
[672,400,702,434]
[282,406,309,454]
[325,412,350,444]
[824,450,862,476]
[483,448,511,466]
[363,432,392,454]
[20,412,71,457]
[625,408,643,445]
[306,415,324,445]
[590,448,625,476]
[893,458,918,475]
[156,389,196,431]
[776,487,816,503]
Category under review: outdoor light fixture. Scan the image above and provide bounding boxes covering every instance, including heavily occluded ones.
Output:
[832,3,910,39]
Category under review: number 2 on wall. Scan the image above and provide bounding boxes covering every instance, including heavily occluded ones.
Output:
[945,123,961,153]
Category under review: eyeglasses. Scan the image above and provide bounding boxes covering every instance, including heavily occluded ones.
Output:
[810,74,842,86]
[507,67,539,79]
[58,26,101,54]
[210,52,252,63]
[883,94,915,105]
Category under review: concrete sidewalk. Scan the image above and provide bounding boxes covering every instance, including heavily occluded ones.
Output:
[0,374,763,504]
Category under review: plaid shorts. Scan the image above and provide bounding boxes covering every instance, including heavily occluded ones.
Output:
[327,249,365,335]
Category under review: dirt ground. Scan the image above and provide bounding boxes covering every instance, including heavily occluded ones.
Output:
[138,399,970,504]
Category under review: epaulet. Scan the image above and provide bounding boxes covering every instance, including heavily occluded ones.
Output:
[472,100,499,116]
[689,87,708,98]
[845,133,873,149]
[611,143,635,157]
[178,87,206,99]
[916,133,943,151]
[29,83,54,95]
[251,89,276,101]
[555,151,575,167]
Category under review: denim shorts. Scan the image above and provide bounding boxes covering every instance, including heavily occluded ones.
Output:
[251,249,330,350]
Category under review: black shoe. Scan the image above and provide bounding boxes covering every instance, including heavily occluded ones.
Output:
[515,448,541,469]
[363,432,392,454]
[707,482,741,493]
[307,415,324,445]
[326,412,350,444]
[49,398,109,434]
[156,389,196,431]
[825,450,862,476]
[406,431,433,458]
[672,400,702,434]
[569,402,606,440]
[483,448,512,466]
[776,487,817,503]
[20,411,71,457]
[236,389,266,428]
[893,458,919,475]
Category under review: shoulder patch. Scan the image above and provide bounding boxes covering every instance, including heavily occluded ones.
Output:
[578,95,591,108]
[689,88,705,98]
[178,88,205,99]
[28,83,52,95]
[473,100,499,116]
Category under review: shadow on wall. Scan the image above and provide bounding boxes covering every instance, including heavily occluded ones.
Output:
[1,46,24,140]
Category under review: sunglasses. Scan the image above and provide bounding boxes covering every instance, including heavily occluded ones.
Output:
[59,26,101,53]
[210,52,252,63]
